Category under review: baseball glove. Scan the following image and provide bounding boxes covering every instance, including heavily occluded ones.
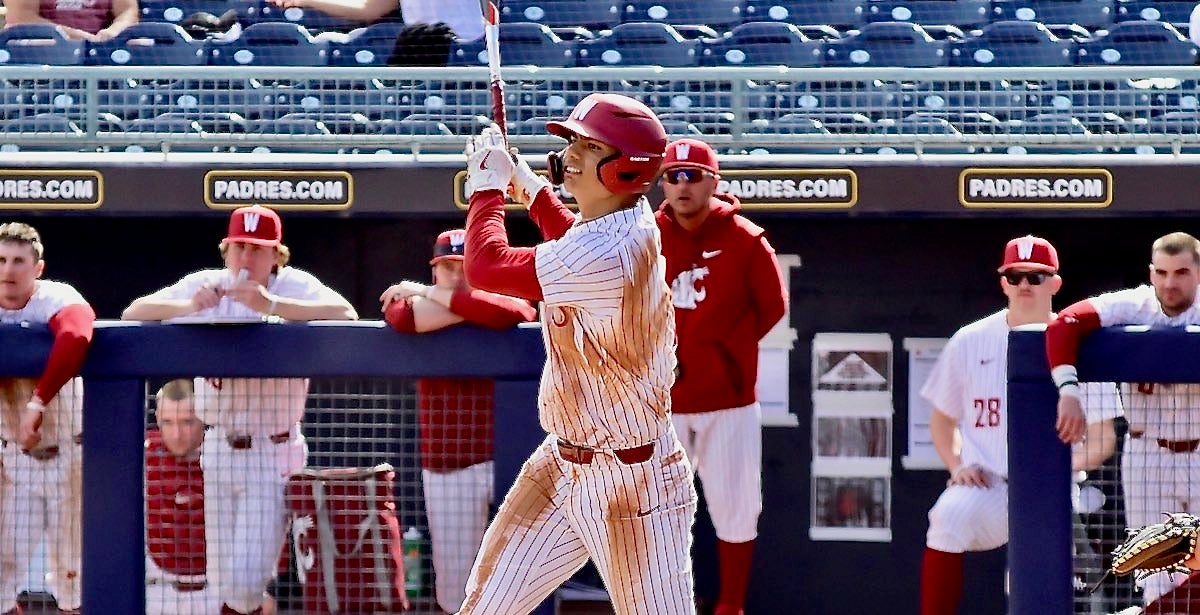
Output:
[1091,512,1200,592]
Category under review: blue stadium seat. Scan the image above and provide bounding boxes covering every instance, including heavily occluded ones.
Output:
[375,119,454,135]
[661,119,704,136]
[620,0,747,30]
[1147,110,1200,133]
[874,115,962,134]
[577,23,700,66]
[328,22,404,66]
[393,113,487,135]
[906,110,1005,133]
[823,22,947,67]
[1076,20,1197,65]
[1116,0,1197,27]
[551,27,595,42]
[772,111,874,133]
[947,20,1075,66]
[1010,113,1092,134]
[659,111,735,134]
[744,115,830,134]
[209,23,329,66]
[501,0,622,29]
[743,1,867,29]
[1044,78,1185,117]
[275,111,374,134]
[87,23,208,66]
[865,0,992,28]
[700,22,823,66]
[673,25,721,40]
[1045,23,1095,43]
[153,111,249,133]
[993,0,1116,30]
[125,116,206,134]
[0,25,86,65]
[1065,110,1138,134]
[922,24,969,41]
[0,113,83,135]
[249,117,331,134]
[448,23,577,67]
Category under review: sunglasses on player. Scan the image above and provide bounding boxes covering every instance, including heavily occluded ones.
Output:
[1001,271,1052,286]
[662,169,712,184]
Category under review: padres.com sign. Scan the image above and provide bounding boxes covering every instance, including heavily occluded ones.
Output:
[0,170,103,209]
[204,170,353,210]
[716,169,857,209]
[959,168,1112,208]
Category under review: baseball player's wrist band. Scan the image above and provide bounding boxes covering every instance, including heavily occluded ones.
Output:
[1051,365,1081,399]
[267,297,278,316]
[26,398,45,413]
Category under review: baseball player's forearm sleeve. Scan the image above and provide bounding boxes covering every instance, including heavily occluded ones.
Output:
[384,299,417,333]
[1045,300,1102,368]
[450,289,538,329]
[35,303,95,403]
[749,237,788,340]
[529,189,575,241]
[465,189,544,302]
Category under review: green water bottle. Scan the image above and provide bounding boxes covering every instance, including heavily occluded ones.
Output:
[402,526,425,597]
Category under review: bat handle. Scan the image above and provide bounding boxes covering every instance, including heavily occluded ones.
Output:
[492,80,507,141]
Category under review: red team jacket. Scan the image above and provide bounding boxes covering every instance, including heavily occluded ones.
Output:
[385,288,536,471]
[144,432,206,578]
[657,193,788,415]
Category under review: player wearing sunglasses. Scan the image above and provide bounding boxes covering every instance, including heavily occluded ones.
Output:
[655,139,787,615]
[918,235,1120,615]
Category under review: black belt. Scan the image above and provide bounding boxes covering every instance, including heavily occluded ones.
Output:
[1130,431,1200,454]
[172,580,207,592]
[226,431,290,450]
[556,439,655,465]
[2,435,82,460]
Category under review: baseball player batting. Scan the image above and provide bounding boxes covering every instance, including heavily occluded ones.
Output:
[0,222,95,615]
[122,206,357,615]
[456,93,698,615]
[656,138,787,615]
[919,235,1120,615]
[1048,231,1200,606]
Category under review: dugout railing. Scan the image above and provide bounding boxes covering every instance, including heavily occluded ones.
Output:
[0,321,551,614]
[1008,325,1200,615]
[8,66,1200,154]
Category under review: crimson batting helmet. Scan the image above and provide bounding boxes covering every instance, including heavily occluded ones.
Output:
[545,93,668,195]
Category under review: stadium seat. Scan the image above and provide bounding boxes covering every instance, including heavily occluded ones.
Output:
[659,111,735,134]
[375,119,454,135]
[743,1,867,29]
[1146,110,1200,133]
[0,25,86,65]
[577,23,700,66]
[0,113,84,135]
[905,110,1005,133]
[743,115,829,134]
[673,25,721,40]
[1045,23,1095,43]
[1043,77,1186,117]
[392,113,487,135]
[209,23,329,66]
[865,0,992,28]
[700,21,823,66]
[87,23,208,66]
[500,0,622,29]
[922,24,969,41]
[551,27,595,42]
[275,111,374,134]
[660,118,704,136]
[124,116,206,134]
[947,20,1075,66]
[1116,0,1197,27]
[772,111,874,133]
[874,115,962,134]
[1063,110,1139,134]
[1009,113,1092,134]
[823,21,947,67]
[448,23,577,67]
[993,0,1116,30]
[620,0,747,30]
[248,117,331,134]
[1076,20,1197,65]
[328,22,405,66]
[153,111,249,133]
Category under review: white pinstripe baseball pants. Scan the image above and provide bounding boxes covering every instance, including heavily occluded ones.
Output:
[457,431,698,615]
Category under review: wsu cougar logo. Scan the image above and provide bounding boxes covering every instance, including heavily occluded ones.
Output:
[292,515,316,583]
[671,266,709,309]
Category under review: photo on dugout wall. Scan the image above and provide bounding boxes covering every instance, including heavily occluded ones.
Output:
[815,418,890,458]
[811,477,890,538]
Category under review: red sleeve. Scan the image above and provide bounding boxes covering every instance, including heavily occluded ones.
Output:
[749,236,788,340]
[465,189,544,302]
[528,189,575,241]
[449,289,538,329]
[383,299,416,334]
[1045,300,1102,368]
[35,303,95,404]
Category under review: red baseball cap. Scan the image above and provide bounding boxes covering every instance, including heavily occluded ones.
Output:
[661,138,719,175]
[224,205,282,247]
[998,235,1059,273]
[430,229,466,265]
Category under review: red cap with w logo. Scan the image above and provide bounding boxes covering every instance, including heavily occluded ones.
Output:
[662,138,719,174]
[224,205,282,247]
[998,235,1058,273]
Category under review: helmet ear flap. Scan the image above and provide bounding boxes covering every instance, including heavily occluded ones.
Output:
[547,149,566,186]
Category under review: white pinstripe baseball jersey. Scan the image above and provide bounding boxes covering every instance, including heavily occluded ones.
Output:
[922,310,1121,478]
[0,280,86,442]
[152,267,343,433]
[533,199,676,448]
[1089,285,1200,439]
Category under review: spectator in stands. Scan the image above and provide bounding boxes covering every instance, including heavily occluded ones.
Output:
[381,228,536,614]
[263,0,483,40]
[3,0,138,42]
[145,379,279,615]
[0,221,95,615]
[123,205,356,615]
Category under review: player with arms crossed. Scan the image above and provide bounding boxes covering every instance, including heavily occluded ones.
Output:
[123,206,357,615]
[920,235,1119,615]
[455,93,698,615]
[381,228,537,614]
[1048,231,1200,609]
[0,222,94,615]
[656,138,787,615]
